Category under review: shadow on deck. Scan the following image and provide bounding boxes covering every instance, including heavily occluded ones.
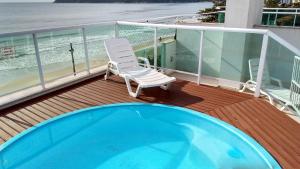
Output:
[1,75,300,169]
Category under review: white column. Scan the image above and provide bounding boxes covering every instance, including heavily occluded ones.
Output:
[255,34,269,97]
[225,0,264,28]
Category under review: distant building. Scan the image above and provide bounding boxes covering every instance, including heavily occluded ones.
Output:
[280,0,291,3]
[282,0,300,3]
[276,0,300,3]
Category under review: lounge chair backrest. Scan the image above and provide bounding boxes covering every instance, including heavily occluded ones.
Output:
[249,58,271,85]
[290,56,300,111]
[104,38,139,73]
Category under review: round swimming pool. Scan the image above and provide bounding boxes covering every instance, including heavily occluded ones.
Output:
[0,103,281,169]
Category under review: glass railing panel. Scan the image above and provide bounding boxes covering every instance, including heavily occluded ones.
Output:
[261,13,269,25]
[0,35,40,96]
[261,13,277,26]
[157,28,176,70]
[220,32,263,82]
[278,9,296,12]
[295,15,300,27]
[202,30,223,79]
[260,37,299,112]
[84,24,114,69]
[37,29,86,82]
[172,29,201,74]
[263,37,297,90]
[268,13,277,25]
[217,12,225,23]
[276,14,295,26]
[202,31,263,84]
[118,24,155,65]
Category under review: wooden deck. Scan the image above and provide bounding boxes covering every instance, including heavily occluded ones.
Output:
[1,75,300,169]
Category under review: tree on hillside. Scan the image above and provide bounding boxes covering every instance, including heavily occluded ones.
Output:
[265,0,280,7]
[198,0,225,23]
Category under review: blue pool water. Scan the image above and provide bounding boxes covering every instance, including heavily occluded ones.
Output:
[0,103,281,169]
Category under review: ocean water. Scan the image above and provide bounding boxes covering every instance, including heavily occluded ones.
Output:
[0,2,212,33]
[0,2,212,96]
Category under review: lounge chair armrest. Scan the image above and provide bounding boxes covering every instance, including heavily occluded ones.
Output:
[108,61,118,66]
[246,80,256,85]
[108,61,119,69]
[137,57,151,68]
[107,61,120,73]
[270,76,283,88]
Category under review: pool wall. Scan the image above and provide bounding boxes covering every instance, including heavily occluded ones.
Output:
[0,103,281,169]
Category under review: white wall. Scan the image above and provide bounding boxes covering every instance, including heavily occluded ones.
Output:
[255,25,300,50]
[225,0,264,28]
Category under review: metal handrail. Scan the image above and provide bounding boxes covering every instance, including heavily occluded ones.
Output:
[130,13,199,23]
[262,11,299,14]
[263,7,300,10]
[117,21,268,34]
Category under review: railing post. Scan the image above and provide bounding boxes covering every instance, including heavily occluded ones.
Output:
[82,27,90,74]
[154,27,158,69]
[197,30,204,85]
[32,33,46,89]
[115,22,119,38]
[274,9,278,25]
[255,33,269,97]
[293,10,297,27]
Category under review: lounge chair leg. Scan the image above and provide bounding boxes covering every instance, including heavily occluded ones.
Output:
[129,85,142,98]
[104,64,110,80]
[160,83,170,90]
[295,107,300,116]
[280,104,288,111]
[240,85,247,92]
[284,104,300,116]
[125,77,142,98]
[267,95,275,105]
[239,81,250,92]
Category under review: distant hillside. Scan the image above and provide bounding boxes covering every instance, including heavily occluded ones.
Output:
[55,0,206,3]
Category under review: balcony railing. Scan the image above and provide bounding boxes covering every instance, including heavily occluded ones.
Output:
[211,8,300,27]
[262,8,300,27]
[0,20,299,113]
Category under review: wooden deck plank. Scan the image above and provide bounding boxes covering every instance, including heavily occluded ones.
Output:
[229,101,299,168]
[18,108,46,123]
[11,111,39,126]
[0,128,13,142]
[1,75,300,169]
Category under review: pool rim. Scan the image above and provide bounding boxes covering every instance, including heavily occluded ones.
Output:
[0,102,281,169]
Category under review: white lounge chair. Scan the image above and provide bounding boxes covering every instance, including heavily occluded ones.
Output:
[104,38,176,97]
[281,56,300,115]
[241,57,300,116]
[241,58,284,105]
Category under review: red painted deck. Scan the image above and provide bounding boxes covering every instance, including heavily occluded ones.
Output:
[1,75,300,169]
